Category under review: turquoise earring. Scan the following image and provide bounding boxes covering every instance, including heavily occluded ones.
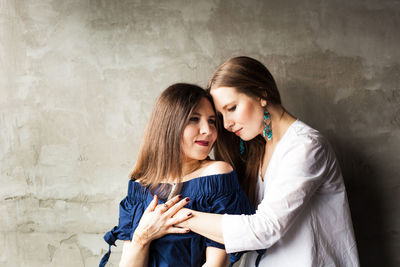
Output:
[239,138,245,155]
[263,110,272,140]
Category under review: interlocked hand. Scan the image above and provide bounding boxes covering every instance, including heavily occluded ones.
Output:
[133,194,192,246]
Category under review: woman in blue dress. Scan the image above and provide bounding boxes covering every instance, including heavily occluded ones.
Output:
[100,83,255,267]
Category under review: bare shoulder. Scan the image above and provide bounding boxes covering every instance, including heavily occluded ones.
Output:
[198,160,233,177]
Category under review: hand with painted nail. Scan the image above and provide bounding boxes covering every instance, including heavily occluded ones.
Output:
[133,194,193,246]
[173,207,193,229]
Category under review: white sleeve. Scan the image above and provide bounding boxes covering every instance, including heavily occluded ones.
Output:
[222,137,328,253]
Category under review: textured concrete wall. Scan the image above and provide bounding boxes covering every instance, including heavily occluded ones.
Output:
[1,0,399,266]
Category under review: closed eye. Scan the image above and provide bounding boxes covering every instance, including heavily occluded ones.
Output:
[227,105,236,112]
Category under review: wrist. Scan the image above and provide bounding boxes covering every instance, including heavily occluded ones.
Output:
[132,228,151,247]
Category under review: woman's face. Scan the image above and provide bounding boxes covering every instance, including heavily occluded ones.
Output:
[210,86,265,141]
[181,97,217,162]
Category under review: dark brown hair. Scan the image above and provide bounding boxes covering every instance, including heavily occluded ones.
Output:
[208,56,281,205]
[130,83,216,190]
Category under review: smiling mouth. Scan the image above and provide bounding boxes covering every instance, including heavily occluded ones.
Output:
[195,140,209,146]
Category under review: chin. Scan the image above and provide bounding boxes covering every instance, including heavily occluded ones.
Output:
[239,134,249,141]
[199,154,209,160]
[241,134,257,141]
[188,153,208,161]
[198,153,210,160]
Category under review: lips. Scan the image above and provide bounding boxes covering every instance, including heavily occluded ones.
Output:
[234,128,242,136]
[195,140,209,146]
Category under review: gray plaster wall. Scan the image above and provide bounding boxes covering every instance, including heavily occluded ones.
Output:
[1,0,399,266]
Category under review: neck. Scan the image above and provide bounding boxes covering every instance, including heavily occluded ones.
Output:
[181,159,202,177]
[162,159,202,184]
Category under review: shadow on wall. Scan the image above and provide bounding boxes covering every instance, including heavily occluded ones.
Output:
[278,51,398,266]
[331,138,390,267]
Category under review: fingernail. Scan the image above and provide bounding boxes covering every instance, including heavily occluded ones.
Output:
[185,197,190,202]
[178,194,182,199]
[185,229,190,233]
[187,212,192,216]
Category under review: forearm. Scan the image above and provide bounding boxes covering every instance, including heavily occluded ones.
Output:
[181,208,224,244]
[203,246,229,267]
[119,240,150,267]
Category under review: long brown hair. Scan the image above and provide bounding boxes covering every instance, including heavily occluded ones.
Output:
[208,56,281,206]
[131,83,216,190]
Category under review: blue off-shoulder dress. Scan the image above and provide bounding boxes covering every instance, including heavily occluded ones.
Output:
[99,170,260,267]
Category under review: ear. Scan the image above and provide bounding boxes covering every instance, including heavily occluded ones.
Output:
[260,98,267,108]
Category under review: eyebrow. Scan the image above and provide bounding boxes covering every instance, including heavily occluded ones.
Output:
[192,112,216,118]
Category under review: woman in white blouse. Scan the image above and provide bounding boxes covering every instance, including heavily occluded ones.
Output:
[131,56,360,266]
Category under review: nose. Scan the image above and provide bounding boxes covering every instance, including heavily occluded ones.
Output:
[223,117,234,131]
[200,120,212,135]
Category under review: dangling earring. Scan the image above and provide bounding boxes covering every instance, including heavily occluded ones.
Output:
[263,110,272,141]
[239,138,245,155]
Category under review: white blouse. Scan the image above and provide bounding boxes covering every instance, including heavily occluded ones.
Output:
[222,120,359,267]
